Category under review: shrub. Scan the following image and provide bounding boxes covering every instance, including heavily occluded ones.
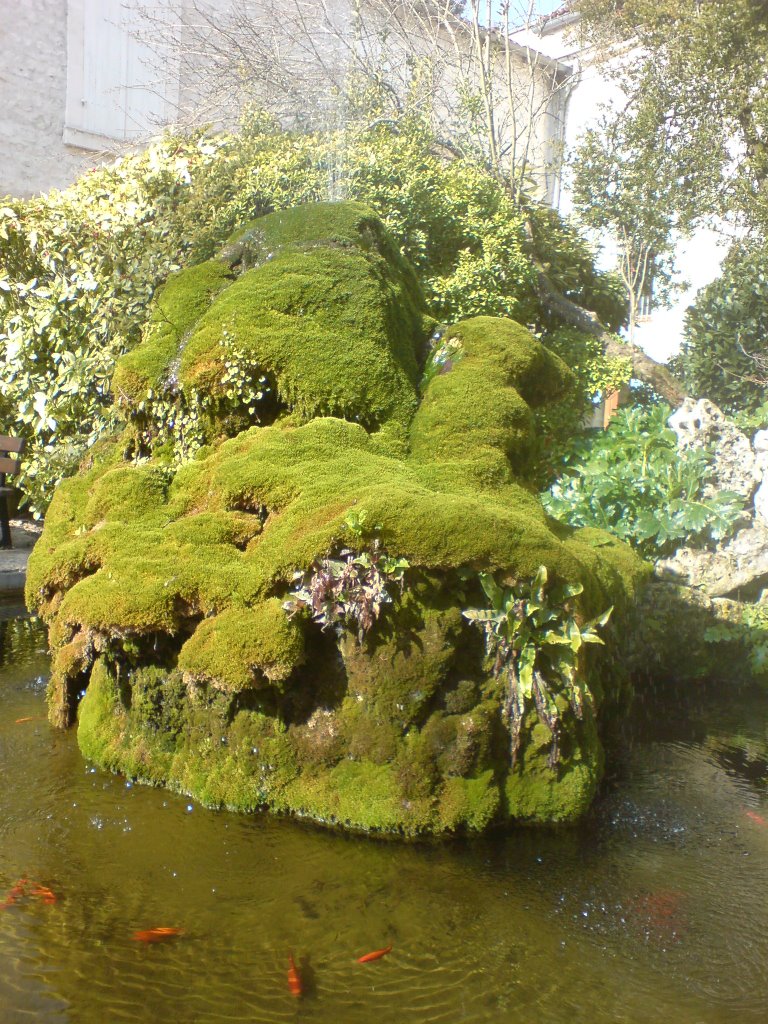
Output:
[1,114,627,516]
[677,240,768,415]
[542,403,748,557]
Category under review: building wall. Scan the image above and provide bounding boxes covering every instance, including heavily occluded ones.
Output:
[0,0,96,198]
[1,0,571,203]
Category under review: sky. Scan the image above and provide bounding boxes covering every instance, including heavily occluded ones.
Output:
[491,1,567,25]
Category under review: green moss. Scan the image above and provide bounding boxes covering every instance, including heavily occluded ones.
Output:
[339,596,463,727]
[113,259,234,405]
[30,200,650,836]
[78,659,138,770]
[443,679,480,715]
[114,201,431,437]
[410,317,572,483]
[177,599,305,692]
[84,465,171,527]
[283,759,432,834]
[437,770,501,833]
[503,709,604,824]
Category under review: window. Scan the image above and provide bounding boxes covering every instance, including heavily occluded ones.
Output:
[636,272,654,321]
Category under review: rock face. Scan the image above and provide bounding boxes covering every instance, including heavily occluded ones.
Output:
[658,399,768,597]
[752,430,768,523]
[668,398,760,502]
[26,202,648,836]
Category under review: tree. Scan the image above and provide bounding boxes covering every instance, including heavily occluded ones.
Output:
[569,0,768,390]
[570,109,684,344]
[135,0,574,202]
[572,0,768,230]
[131,0,687,402]
[678,239,768,414]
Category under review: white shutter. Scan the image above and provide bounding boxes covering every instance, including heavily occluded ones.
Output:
[65,0,179,148]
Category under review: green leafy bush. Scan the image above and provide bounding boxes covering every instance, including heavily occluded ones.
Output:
[677,240,768,415]
[0,136,220,514]
[542,403,748,556]
[1,114,626,516]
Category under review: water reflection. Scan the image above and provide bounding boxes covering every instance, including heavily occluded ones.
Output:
[1,608,766,1023]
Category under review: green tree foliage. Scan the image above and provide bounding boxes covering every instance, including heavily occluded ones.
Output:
[571,0,768,398]
[542,403,748,557]
[1,115,628,516]
[570,113,684,338]
[677,240,768,415]
[572,0,768,234]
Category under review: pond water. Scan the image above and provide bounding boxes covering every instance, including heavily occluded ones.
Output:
[1,600,767,1024]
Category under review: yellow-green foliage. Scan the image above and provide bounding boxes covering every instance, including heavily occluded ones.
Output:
[28,201,648,836]
[114,202,430,452]
[113,259,235,403]
[178,600,305,691]
[3,118,626,517]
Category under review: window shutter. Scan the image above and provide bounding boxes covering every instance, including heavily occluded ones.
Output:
[65,0,179,147]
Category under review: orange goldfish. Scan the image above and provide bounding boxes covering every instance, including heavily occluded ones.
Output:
[745,810,768,827]
[287,954,302,998]
[1,877,28,908]
[357,945,392,963]
[132,927,184,944]
[14,717,34,724]
[30,884,57,905]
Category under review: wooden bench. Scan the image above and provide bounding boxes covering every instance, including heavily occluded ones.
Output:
[0,435,25,549]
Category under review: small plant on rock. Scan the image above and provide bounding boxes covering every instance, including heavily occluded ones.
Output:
[283,510,409,642]
[462,566,612,765]
[543,404,748,557]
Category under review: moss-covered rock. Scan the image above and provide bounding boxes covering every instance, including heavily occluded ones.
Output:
[27,201,649,836]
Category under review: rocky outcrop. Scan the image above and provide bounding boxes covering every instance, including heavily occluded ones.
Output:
[657,399,768,598]
[26,202,648,836]
[668,398,760,503]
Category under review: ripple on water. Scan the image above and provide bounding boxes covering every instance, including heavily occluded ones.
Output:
[2,623,768,1023]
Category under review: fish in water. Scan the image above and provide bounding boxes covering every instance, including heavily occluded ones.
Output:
[626,890,685,943]
[14,717,34,724]
[357,945,393,963]
[132,927,184,944]
[745,809,767,827]
[1,877,28,908]
[287,954,302,998]
[30,884,56,905]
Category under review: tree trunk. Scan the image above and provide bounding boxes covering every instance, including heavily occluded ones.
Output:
[532,255,688,407]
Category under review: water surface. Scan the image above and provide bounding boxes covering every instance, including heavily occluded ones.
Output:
[1,604,767,1023]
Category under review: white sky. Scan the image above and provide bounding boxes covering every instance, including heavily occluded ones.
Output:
[490,1,567,25]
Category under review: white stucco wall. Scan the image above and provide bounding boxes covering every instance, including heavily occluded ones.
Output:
[0,0,98,198]
[0,0,182,200]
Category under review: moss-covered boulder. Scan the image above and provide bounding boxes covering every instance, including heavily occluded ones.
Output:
[27,201,649,836]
